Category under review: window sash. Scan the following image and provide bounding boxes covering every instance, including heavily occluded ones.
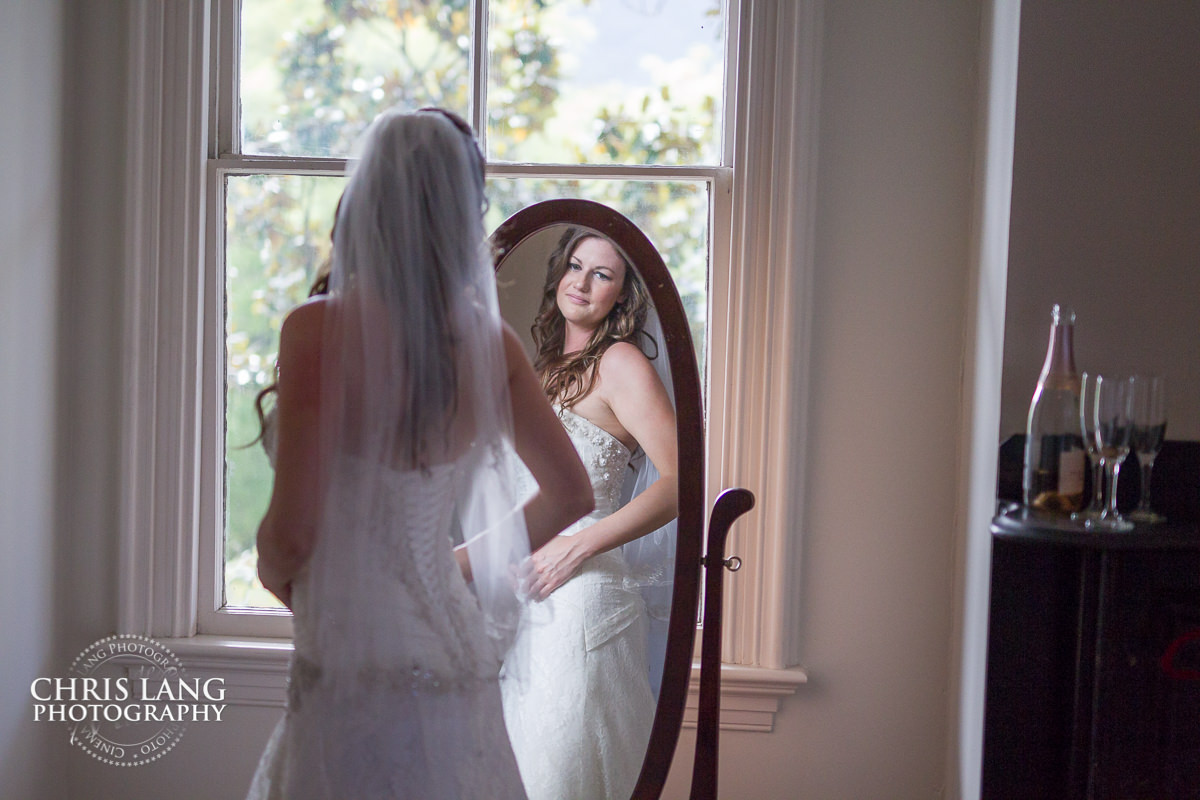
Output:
[200,163,728,633]
[199,0,734,632]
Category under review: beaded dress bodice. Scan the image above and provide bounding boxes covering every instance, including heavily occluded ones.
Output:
[290,459,500,692]
[552,407,633,530]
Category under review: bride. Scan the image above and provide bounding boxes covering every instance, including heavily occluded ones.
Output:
[247,108,594,800]
[502,227,679,800]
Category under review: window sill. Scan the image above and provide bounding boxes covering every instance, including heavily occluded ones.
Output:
[162,636,807,732]
[163,635,292,707]
[684,662,808,733]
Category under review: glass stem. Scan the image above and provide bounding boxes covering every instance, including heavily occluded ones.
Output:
[1088,459,1104,512]
[1138,458,1155,512]
[1107,460,1123,518]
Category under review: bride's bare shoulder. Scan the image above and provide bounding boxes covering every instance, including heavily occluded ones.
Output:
[283,294,330,325]
[597,340,654,383]
[279,296,329,358]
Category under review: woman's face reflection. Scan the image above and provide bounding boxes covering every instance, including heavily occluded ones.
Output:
[555,236,628,334]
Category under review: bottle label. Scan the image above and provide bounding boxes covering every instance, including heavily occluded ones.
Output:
[1059,448,1085,496]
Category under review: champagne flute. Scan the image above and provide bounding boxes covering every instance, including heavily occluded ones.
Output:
[1072,371,1105,524]
[1129,374,1167,523]
[1093,374,1134,532]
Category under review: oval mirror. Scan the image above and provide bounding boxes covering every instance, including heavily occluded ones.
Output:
[491,199,704,800]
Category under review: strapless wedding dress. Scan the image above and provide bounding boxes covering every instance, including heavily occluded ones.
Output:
[502,408,656,800]
[247,460,527,800]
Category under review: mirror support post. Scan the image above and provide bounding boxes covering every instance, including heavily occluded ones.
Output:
[690,488,755,800]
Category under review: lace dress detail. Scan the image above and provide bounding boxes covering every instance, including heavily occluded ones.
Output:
[247,460,527,800]
[502,408,656,800]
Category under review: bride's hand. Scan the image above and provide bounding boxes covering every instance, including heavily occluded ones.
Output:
[529,535,591,600]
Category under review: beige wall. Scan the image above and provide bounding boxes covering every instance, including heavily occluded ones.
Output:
[2,1,1005,798]
[1001,2,1200,442]
[662,2,985,796]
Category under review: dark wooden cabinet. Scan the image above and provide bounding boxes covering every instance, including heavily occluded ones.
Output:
[984,439,1200,799]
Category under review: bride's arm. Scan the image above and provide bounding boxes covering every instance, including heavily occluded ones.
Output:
[256,300,326,608]
[453,324,593,582]
[527,342,677,600]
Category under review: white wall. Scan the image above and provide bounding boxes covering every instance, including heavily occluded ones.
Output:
[0,1,65,797]
[1001,2,1200,442]
[54,0,124,660]
[11,1,998,798]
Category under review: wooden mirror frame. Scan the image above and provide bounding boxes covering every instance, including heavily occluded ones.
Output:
[490,199,705,800]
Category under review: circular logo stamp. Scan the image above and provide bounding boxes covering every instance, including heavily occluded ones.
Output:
[31,634,227,767]
[62,635,189,766]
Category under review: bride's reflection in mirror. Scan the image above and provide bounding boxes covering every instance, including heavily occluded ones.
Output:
[498,225,679,800]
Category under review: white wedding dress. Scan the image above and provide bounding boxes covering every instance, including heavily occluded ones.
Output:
[502,408,656,800]
[247,458,528,800]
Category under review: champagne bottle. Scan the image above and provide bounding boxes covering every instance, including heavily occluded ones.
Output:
[1022,304,1085,513]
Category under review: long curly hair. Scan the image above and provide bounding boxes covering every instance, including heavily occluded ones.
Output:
[531,227,653,409]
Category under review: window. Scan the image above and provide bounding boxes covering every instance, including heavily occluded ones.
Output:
[123,0,817,720]
[209,0,728,635]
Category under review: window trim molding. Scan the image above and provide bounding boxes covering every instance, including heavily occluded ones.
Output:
[120,0,211,639]
[684,662,808,733]
[120,0,821,729]
[712,0,822,670]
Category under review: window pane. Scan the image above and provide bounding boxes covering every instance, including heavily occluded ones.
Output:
[487,0,726,166]
[224,174,342,609]
[241,0,472,157]
[487,178,708,381]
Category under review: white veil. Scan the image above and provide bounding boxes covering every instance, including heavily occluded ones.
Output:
[297,108,532,696]
[250,109,538,799]
[620,304,677,699]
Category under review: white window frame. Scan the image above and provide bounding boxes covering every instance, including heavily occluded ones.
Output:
[120,0,819,725]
